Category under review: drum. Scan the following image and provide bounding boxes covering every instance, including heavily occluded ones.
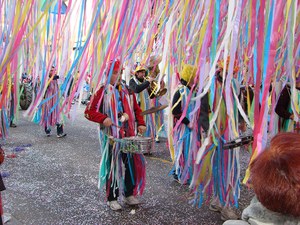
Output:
[119,136,153,153]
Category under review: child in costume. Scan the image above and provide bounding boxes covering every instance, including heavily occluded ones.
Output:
[85,59,147,211]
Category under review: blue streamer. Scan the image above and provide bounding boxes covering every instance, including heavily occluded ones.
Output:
[261,0,275,94]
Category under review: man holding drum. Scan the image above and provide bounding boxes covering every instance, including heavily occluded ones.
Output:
[84,59,147,211]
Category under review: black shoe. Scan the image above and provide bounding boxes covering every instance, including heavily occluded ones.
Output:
[172,173,181,183]
[10,123,17,128]
[143,152,152,156]
[57,133,67,138]
[45,128,51,136]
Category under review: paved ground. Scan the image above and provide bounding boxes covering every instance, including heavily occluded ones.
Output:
[0,104,254,225]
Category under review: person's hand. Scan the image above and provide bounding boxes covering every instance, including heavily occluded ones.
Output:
[122,113,129,122]
[121,113,129,122]
[239,121,247,132]
[119,113,129,122]
[103,118,112,127]
[137,125,147,134]
[187,122,193,130]
[147,77,155,82]
[290,114,294,120]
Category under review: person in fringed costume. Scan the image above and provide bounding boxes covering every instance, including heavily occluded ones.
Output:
[0,78,16,138]
[170,64,197,185]
[191,58,240,221]
[8,81,17,128]
[275,66,300,133]
[223,132,300,225]
[0,171,6,225]
[129,66,155,155]
[39,66,66,138]
[84,59,147,211]
[147,55,167,143]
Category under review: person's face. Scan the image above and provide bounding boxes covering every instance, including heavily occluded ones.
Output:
[110,70,121,85]
[136,70,146,79]
[49,67,56,77]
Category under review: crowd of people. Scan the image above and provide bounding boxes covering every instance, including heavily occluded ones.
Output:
[82,57,300,224]
[0,1,299,223]
[1,58,299,223]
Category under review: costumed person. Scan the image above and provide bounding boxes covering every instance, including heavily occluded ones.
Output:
[9,82,16,128]
[223,132,300,225]
[275,66,300,133]
[208,59,240,220]
[0,145,10,224]
[191,57,240,221]
[40,66,66,138]
[81,78,91,105]
[0,172,5,225]
[19,72,34,111]
[197,91,210,141]
[84,59,147,211]
[147,55,167,143]
[170,64,197,185]
[237,65,255,133]
[0,145,5,225]
[129,65,155,155]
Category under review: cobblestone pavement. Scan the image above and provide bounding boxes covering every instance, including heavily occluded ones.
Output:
[0,104,254,225]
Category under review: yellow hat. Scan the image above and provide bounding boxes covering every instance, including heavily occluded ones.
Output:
[134,66,147,74]
[180,64,197,82]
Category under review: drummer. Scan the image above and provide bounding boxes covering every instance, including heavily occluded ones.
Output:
[129,65,156,155]
[192,57,240,221]
[84,59,147,211]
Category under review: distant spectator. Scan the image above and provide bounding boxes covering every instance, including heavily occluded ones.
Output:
[41,66,66,138]
[9,82,16,128]
[81,79,91,105]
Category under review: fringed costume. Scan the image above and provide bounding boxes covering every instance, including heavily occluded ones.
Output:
[151,97,166,139]
[275,84,300,133]
[40,77,61,129]
[84,83,146,199]
[171,82,196,184]
[34,68,66,137]
[191,75,240,208]
[147,55,167,140]
[129,75,156,141]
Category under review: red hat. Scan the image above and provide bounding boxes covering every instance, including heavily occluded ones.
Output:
[109,59,124,72]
